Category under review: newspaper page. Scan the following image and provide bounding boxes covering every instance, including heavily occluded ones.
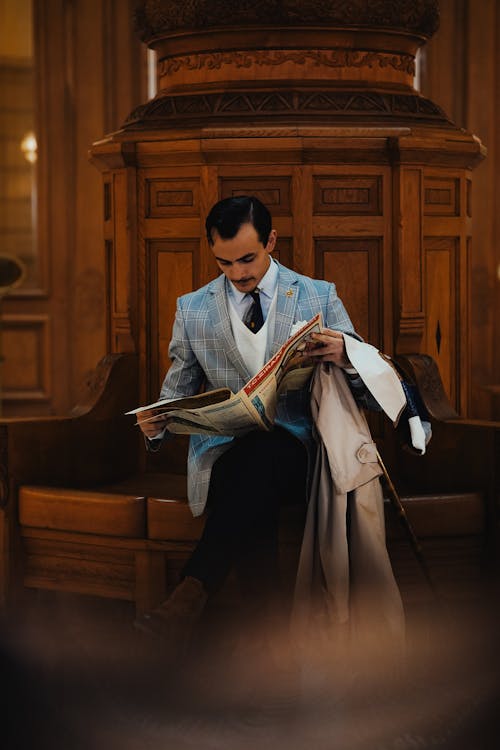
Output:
[126,312,323,436]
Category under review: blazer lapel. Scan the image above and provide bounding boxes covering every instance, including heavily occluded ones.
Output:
[208,275,251,381]
[267,263,300,359]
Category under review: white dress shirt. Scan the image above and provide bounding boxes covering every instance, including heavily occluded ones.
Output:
[227,257,279,322]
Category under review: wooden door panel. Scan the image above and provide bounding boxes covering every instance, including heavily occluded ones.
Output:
[148,240,198,399]
[315,238,382,347]
[423,237,459,408]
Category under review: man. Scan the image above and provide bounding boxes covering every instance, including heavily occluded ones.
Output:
[136,195,373,651]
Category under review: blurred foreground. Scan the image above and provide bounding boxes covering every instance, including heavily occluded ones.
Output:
[2,587,499,750]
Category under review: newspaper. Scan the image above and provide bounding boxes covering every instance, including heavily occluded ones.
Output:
[126,313,323,436]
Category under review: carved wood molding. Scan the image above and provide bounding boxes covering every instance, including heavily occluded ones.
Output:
[123,90,450,129]
[159,49,416,77]
[394,353,459,421]
[397,313,426,354]
[135,0,439,40]
[399,313,426,335]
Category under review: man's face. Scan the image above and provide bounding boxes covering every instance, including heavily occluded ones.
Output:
[211,222,277,293]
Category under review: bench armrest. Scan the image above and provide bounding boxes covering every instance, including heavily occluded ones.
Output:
[0,353,141,508]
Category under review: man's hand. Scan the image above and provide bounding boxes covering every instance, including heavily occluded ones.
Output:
[137,410,168,439]
[305,328,351,368]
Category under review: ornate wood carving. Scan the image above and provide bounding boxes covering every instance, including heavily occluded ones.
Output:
[159,50,416,78]
[124,91,450,129]
[134,0,439,39]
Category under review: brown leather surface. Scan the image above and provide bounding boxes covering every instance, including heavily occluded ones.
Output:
[104,472,187,500]
[385,492,485,539]
[147,498,205,541]
[19,486,146,538]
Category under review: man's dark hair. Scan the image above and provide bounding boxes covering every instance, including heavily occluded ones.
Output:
[205,196,272,247]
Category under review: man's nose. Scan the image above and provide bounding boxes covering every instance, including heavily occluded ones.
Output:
[231,269,247,281]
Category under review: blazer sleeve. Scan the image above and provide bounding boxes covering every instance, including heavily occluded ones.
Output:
[159,298,206,401]
[321,282,357,336]
[146,299,206,452]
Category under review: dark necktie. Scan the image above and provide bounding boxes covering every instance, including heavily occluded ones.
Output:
[245,290,264,333]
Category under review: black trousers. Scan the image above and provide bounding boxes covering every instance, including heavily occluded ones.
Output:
[182,428,308,601]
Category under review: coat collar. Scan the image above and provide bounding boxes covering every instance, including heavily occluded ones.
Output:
[267,262,300,360]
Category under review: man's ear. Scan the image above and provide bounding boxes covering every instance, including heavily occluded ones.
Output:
[266,229,278,253]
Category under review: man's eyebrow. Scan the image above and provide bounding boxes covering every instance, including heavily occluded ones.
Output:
[214,252,256,264]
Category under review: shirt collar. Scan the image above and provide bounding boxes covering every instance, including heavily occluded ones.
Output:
[228,257,278,303]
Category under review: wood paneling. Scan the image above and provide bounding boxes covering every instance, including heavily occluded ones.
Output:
[199,165,219,285]
[148,240,197,398]
[146,179,200,218]
[0,62,39,289]
[292,166,313,277]
[1,0,147,416]
[1,314,50,402]
[394,167,425,353]
[220,177,291,214]
[423,238,459,408]
[273,237,292,268]
[421,0,500,418]
[424,177,460,216]
[400,168,423,314]
[316,238,382,347]
[313,175,382,216]
[2,0,494,423]
[112,171,134,318]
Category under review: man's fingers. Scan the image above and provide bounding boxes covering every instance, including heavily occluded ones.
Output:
[137,410,166,425]
[304,329,349,367]
[315,328,344,339]
[136,411,168,439]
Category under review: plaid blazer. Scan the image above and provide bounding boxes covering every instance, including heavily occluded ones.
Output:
[159,262,359,516]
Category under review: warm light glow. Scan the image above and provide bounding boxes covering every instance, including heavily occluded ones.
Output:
[20,131,37,163]
[147,49,157,100]
[414,48,422,91]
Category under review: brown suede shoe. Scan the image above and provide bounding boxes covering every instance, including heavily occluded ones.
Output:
[134,576,208,655]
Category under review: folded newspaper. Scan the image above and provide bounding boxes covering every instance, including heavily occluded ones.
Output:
[126,313,323,437]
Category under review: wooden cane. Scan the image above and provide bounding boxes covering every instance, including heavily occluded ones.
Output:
[376,449,438,597]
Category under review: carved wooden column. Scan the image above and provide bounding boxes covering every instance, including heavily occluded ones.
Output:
[90,0,484,417]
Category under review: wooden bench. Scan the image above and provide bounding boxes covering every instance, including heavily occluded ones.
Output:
[1,352,497,617]
[16,481,487,615]
[18,479,203,614]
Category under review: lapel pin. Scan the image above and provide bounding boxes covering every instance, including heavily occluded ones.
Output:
[286,289,294,297]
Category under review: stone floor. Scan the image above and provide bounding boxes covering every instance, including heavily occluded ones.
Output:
[2,589,499,750]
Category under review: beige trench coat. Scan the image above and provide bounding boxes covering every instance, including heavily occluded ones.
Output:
[292,364,405,659]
